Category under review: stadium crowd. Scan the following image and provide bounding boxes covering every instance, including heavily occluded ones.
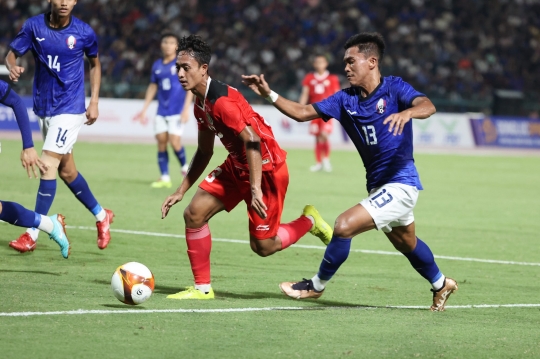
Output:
[1,0,539,106]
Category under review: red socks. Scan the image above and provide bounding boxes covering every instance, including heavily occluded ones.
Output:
[315,142,323,163]
[315,142,330,163]
[186,224,212,285]
[277,215,313,249]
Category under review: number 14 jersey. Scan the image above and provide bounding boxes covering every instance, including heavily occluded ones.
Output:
[313,76,425,192]
[9,12,98,117]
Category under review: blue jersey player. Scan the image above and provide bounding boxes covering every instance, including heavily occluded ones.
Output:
[0,80,70,258]
[136,33,194,188]
[243,32,458,311]
[5,0,114,253]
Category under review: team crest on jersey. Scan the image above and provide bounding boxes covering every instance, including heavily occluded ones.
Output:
[66,35,77,49]
[376,98,386,114]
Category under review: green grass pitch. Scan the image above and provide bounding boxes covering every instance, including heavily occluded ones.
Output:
[1,139,539,358]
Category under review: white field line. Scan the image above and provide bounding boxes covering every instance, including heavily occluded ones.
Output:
[2,304,540,317]
[67,226,540,267]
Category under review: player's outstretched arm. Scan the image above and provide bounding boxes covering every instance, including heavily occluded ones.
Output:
[5,51,25,83]
[242,74,319,122]
[85,56,101,125]
[239,126,267,219]
[383,97,436,136]
[161,129,215,219]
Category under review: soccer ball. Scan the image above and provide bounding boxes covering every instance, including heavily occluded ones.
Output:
[111,262,155,305]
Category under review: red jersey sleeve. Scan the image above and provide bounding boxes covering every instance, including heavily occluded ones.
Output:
[214,97,249,137]
[301,74,311,87]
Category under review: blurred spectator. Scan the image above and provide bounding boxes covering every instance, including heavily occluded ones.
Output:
[1,0,539,108]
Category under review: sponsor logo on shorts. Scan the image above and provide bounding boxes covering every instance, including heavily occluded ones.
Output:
[256,225,270,231]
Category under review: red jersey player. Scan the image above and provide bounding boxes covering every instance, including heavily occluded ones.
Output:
[299,55,340,172]
[160,35,333,300]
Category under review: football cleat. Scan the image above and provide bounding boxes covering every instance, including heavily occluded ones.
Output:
[322,159,332,172]
[97,209,114,249]
[430,277,458,312]
[279,278,324,299]
[310,163,322,172]
[166,286,215,300]
[151,179,172,188]
[9,232,36,253]
[303,205,333,245]
[48,214,70,259]
[181,164,189,177]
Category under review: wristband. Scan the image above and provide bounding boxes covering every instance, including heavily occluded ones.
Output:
[265,90,279,103]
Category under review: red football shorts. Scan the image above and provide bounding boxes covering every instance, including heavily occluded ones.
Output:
[309,118,333,136]
[198,157,289,239]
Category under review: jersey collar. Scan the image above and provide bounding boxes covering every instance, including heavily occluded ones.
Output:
[195,77,212,110]
[313,71,329,81]
[357,77,384,102]
[44,12,72,31]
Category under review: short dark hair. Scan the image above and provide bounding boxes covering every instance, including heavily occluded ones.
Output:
[313,53,328,62]
[178,35,211,66]
[344,32,385,61]
[160,32,180,44]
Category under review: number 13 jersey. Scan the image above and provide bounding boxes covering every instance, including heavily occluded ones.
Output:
[9,12,98,117]
[313,76,426,192]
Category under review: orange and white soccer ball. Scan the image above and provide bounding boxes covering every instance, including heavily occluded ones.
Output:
[111,262,155,305]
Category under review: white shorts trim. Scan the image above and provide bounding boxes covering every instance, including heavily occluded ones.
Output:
[360,183,419,233]
[154,115,184,136]
[39,113,85,154]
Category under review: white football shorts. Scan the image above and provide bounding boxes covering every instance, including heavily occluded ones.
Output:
[359,183,419,233]
[154,115,184,136]
[39,113,86,155]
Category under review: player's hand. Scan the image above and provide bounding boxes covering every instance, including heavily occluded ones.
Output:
[383,110,412,136]
[251,187,267,219]
[180,111,190,124]
[161,192,184,219]
[241,74,271,98]
[133,111,149,125]
[85,102,99,125]
[9,66,24,82]
[20,148,47,178]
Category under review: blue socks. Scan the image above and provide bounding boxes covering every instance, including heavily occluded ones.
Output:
[317,236,352,281]
[175,147,187,166]
[158,151,169,176]
[0,201,41,228]
[66,172,104,220]
[403,238,443,287]
[35,179,57,215]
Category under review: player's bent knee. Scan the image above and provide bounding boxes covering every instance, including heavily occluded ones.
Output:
[40,153,61,179]
[183,206,206,228]
[59,167,78,183]
[333,218,355,238]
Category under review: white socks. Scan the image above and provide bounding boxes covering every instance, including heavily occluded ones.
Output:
[95,208,106,222]
[195,284,211,294]
[161,174,171,182]
[431,275,446,291]
[26,228,39,241]
[311,274,327,292]
[37,215,54,235]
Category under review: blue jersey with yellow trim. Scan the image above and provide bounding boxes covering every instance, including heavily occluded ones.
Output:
[313,76,425,192]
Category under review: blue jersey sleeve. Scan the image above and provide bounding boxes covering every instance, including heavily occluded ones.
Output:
[150,62,158,84]
[83,25,98,58]
[9,21,33,57]
[395,77,425,108]
[312,91,344,122]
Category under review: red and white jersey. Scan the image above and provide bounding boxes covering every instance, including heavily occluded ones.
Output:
[194,78,287,171]
[302,71,341,103]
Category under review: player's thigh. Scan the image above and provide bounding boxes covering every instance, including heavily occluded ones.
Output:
[195,160,245,222]
[359,183,419,234]
[334,204,376,238]
[154,115,169,137]
[40,113,85,155]
[309,118,323,136]
[166,115,184,137]
[247,162,289,241]
[384,222,417,253]
[184,187,227,227]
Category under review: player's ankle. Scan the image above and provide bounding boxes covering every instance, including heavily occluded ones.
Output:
[195,283,211,294]
[311,274,327,292]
